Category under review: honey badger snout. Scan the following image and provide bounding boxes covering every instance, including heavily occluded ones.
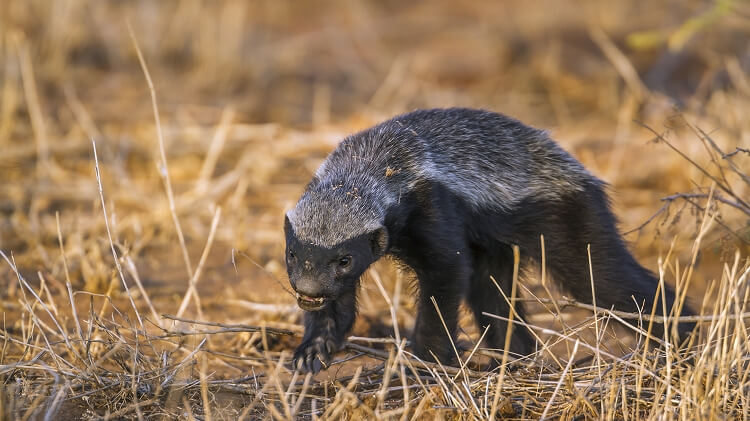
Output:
[292,276,331,311]
[292,276,324,298]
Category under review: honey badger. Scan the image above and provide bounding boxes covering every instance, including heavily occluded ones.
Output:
[284,108,694,373]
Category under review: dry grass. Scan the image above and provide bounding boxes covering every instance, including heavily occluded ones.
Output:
[1,0,749,419]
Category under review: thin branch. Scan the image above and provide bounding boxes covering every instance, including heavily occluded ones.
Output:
[126,20,194,280]
[623,202,671,235]
[517,296,750,323]
[92,140,145,331]
[625,191,750,242]
[160,315,297,336]
[637,121,750,211]
[175,206,222,319]
[724,147,750,158]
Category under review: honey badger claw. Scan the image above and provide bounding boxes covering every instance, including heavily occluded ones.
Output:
[292,336,337,374]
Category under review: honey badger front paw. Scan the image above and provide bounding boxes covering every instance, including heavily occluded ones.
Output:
[293,336,340,373]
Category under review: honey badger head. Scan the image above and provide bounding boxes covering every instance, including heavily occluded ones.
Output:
[284,181,389,311]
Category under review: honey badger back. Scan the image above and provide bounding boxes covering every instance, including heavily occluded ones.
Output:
[284,108,694,372]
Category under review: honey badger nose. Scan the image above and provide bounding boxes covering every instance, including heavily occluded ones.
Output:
[295,278,323,298]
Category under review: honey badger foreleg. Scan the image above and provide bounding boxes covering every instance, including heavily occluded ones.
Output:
[293,289,357,373]
[388,182,474,364]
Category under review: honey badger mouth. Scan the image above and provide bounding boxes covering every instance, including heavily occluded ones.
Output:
[295,292,329,311]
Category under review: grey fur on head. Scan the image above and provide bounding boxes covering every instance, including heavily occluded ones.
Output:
[287,108,592,248]
[286,176,389,247]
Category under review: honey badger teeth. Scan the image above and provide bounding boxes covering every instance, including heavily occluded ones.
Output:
[295,293,328,311]
[296,293,325,304]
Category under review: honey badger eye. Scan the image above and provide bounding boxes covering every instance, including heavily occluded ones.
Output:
[338,256,352,268]
[288,250,296,259]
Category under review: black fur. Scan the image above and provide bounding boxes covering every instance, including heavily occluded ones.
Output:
[284,108,695,373]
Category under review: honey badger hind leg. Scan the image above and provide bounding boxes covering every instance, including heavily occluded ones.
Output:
[467,243,536,361]
[507,181,696,344]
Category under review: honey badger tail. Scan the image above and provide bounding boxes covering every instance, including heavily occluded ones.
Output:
[498,179,696,343]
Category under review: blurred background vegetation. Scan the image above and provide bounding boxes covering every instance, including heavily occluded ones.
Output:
[1,0,747,290]
[3,0,749,124]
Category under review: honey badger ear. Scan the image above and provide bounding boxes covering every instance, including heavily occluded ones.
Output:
[284,214,293,236]
[369,228,389,258]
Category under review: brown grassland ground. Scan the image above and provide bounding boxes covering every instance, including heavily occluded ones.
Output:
[1,0,749,419]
